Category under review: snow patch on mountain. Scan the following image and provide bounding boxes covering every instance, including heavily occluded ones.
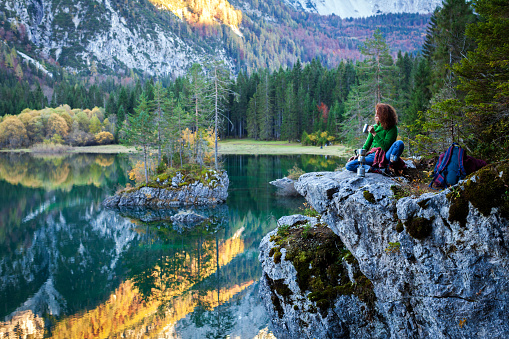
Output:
[284,0,442,18]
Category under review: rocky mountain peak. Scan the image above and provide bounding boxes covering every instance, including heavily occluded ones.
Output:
[283,0,443,18]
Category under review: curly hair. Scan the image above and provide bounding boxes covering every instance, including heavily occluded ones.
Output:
[375,103,398,130]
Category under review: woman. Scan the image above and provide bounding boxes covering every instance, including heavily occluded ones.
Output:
[345,103,404,172]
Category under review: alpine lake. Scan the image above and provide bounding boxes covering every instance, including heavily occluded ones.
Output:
[0,152,345,338]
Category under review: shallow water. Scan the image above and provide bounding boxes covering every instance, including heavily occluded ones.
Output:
[0,152,344,338]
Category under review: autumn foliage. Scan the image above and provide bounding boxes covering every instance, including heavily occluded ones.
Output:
[0,105,114,149]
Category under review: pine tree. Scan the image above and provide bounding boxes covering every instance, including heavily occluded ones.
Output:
[153,82,167,164]
[123,96,157,183]
[341,29,395,146]
[185,63,211,132]
[359,29,396,104]
[207,61,233,170]
[246,89,259,139]
[256,71,273,140]
[423,0,477,95]
[454,0,509,160]
[406,57,431,133]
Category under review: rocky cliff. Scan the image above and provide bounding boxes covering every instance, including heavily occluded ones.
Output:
[283,0,442,18]
[259,162,509,338]
[103,170,229,208]
[1,0,230,76]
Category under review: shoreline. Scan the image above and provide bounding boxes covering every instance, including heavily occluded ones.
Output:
[0,140,351,157]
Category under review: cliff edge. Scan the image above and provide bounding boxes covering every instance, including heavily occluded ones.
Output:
[259,162,509,338]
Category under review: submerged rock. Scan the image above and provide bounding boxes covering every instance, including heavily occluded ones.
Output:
[260,163,509,338]
[103,171,229,208]
[170,211,209,226]
[269,177,300,197]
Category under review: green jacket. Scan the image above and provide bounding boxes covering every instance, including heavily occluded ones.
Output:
[362,124,398,152]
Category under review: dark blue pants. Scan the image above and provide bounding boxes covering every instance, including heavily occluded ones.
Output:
[345,140,405,172]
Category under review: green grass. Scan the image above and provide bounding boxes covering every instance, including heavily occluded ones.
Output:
[1,140,350,156]
[218,139,349,156]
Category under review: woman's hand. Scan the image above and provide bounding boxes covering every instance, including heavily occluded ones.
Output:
[368,125,376,136]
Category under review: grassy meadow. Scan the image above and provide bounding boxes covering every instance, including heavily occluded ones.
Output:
[1,140,350,157]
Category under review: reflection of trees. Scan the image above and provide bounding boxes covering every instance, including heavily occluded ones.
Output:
[95,155,115,167]
[224,154,342,220]
[0,153,128,191]
[49,225,251,339]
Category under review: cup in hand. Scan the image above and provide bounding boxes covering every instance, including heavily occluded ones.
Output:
[362,124,370,134]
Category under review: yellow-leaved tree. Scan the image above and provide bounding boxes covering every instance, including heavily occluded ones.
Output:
[46,113,69,139]
[0,116,28,148]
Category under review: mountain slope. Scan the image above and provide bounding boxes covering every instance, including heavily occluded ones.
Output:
[1,0,217,76]
[1,0,434,78]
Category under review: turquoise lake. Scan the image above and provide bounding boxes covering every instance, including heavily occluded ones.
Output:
[0,152,344,338]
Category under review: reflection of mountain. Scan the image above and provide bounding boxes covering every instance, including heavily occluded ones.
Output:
[0,153,129,191]
[175,282,269,339]
[0,206,138,319]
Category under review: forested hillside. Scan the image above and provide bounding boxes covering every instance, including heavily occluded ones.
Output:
[1,0,507,163]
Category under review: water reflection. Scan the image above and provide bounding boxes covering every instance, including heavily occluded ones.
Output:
[0,152,344,338]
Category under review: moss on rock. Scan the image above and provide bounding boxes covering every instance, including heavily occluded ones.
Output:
[363,190,376,203]
[448,161,509,224]
[404,216,434,240]
[268,222,376,318]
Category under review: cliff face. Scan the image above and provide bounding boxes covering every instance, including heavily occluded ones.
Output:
[1,0,228,76]
[260,163,509,338]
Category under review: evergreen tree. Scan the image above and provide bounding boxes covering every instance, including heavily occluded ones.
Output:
[246,90,259,139]
[405,57,432,135]
[256,71,274,140]
[454,0,509,160]
[185,63,211,132]
[105,93,117,118]
[423,0,477,95]
[153,82,167,164]
[123,108,155,183]
[359,29,396,104]
[341,30,395,145]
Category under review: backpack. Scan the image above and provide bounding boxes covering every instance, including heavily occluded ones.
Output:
[429,143,467,189]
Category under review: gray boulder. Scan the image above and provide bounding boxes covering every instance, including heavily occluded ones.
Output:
[269,177,300,196]
[170,211,209,226]
[261,165,509,339]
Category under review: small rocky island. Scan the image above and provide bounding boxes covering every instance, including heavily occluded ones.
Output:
[103,169,229,208]
[260,162,509,338]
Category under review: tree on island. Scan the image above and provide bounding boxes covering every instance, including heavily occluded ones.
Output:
[122,92,156,184]
[207,60,234,171]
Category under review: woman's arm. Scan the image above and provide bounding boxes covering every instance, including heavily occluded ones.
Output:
[362,133,374,150]
[373,125,398,152]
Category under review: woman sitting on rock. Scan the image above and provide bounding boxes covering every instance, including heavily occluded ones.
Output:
[345,103,404,173]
